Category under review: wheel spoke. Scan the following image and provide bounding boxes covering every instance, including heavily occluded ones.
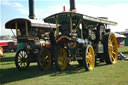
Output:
[23,63,26,66]
[19,53,23,58]
[88,48,92,64]
[18,60,22,63]
[58,56,63,61]
[20,51,24,57]
[112,51,116,55]
[87,57,91,64]
[90,55,93,65]
[87,59,90,64]
[18,55,22,59]
[110,55,115,61]
[20,62,23,66]
[23,52,27,58]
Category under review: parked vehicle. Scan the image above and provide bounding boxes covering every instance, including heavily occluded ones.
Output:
[44,12,118,71]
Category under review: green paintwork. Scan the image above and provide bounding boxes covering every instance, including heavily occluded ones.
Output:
[17,43,24,51]
[125,38,128,46]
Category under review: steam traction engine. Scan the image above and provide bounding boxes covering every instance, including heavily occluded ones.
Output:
[5,18,56,70]
[5,0,57,71]
[44,0,118,71]
[44,12,118,71]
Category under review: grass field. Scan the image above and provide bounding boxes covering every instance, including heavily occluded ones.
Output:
[0,47,128,85]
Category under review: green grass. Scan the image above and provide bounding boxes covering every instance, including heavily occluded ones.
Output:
[118,46,128,57]
[0,47,128,85]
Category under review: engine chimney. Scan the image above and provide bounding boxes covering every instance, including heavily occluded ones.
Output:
[29,0,35,19]
[70,0,76,12]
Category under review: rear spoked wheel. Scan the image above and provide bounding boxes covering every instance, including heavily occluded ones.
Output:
[103,33,118,64]
[38,49,52,70]
[15,49,30,70]
[55,47,68,71]
[83,45,95,71]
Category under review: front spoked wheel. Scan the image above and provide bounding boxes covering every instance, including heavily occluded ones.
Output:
[83,45,95,71]
[55,47,68,71]
[15,50,30,70]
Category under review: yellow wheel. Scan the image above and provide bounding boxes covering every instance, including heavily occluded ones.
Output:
[38,49,52,70]
[83,45,95,71]
[55,47,68,71]
[103,33,118,64]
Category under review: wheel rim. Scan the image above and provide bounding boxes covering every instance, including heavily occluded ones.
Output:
[17,50,28,69]
[58,48,68,71]
[108,33,118,64]
[40,49,52,70]
[86,46,95,70]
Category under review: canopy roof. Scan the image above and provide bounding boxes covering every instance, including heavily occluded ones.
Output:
[44,12,117,26]
[5,18,56,29]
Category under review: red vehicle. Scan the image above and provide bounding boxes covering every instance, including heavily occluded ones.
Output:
[0,40,17,53]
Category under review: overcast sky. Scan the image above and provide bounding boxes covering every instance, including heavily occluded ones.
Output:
[0,0,128,36]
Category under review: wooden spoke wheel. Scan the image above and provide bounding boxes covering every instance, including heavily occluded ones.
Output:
[55,47,68,71]
[103,33,118,64]
[15,50,30,70]
[83,45,95,71]
[38,49,52,70]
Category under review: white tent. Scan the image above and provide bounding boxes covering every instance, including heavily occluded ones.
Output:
[114,33,126,38]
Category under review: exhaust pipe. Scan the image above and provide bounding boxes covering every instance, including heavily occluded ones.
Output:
[29,0,35,19]
[70,0,76,12]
